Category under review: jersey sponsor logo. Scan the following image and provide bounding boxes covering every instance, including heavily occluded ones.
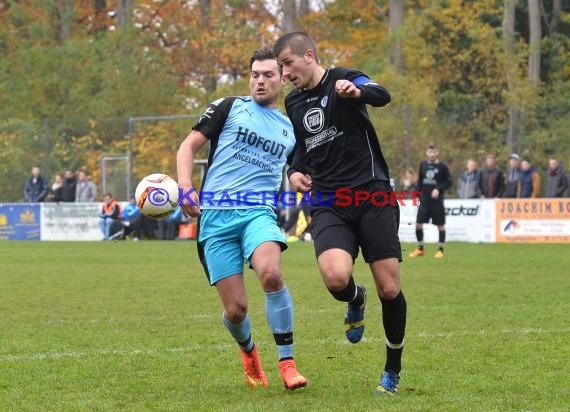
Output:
[303,108,325,133]
[320,96,328,107]
[235,126,287,159]
[305,127,338,152]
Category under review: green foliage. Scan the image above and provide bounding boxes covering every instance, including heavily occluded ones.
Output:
[0,241,569,410]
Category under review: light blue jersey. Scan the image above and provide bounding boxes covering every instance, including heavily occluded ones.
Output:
[193,96,295,209]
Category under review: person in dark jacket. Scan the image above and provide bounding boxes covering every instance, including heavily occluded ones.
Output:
[544,157,567,198]
[457,159,481,199]
[518,158,541,198]
[48,174,64,202]
[504,153,521,198]
[24,165,48,202]
[62,169,77,202]
[479,154,505,198]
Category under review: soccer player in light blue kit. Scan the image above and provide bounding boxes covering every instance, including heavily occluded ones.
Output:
[177,48,307,390]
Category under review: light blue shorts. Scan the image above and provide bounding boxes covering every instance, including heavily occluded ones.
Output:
[198,208,286,285]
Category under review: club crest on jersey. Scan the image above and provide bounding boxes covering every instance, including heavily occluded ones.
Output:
[303,108,325,133]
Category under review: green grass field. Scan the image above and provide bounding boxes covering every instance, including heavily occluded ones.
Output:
[1,241,569,411]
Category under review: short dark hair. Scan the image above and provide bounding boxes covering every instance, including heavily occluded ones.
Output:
[249,48,279,73]
[427,143,437,150]
[273,31,319,64]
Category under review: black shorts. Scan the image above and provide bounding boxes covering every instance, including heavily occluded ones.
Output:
[309,181,402,263]
[416,201,446,226]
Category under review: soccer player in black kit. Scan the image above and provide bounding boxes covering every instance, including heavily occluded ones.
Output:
[274,32,407,395]
[409,144,452,258]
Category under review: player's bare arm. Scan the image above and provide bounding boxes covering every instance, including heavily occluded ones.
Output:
[289,171,312,193]
[176,130,208,218]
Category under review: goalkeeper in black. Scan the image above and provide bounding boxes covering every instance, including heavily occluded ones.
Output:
[409,144,452,258]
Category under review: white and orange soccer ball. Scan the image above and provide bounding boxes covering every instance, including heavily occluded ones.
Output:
[135,173,179,220]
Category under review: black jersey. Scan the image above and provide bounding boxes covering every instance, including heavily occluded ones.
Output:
[417,160,452,202]
[285,67,391,192]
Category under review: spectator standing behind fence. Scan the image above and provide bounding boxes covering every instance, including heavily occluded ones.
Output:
[504,153,521,198]
[24,165,48,202]
[457,159,481,199]
[62,169,77,202]
[400,167,418,195]
[75,170,97,202]
[48,174,64,202]
[479,154,505,198]
[518,158,541,198]
[99,193,121,240]
[545,157,567,198]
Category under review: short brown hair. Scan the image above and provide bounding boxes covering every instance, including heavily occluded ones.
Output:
[249,48,282,77]
[273,31,319,64]
[249,48,276,70]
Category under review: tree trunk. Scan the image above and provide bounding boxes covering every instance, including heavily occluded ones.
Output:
[199,0,216,94]
[528,0,541,85]
[389,0,410,167]
[58,0,74,44]
[199,0,211,30]
[298,0,309,19]
[282,0,297,33]
[117,0,132,29]
[551,0,561,32]
[503,0,518,153]
[540,0,560,33]
[389,0,404,72]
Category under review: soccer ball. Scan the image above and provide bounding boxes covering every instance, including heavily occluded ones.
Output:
[135,173,179,220]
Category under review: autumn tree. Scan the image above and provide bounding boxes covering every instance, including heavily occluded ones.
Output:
[528,0,541,85]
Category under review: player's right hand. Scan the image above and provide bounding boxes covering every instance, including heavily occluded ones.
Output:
[179,184,201,218]
[289,172,312,193]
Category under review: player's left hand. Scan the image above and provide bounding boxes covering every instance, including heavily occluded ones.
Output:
[335,80,361,99]
[179,184,201,218]
[431,188,440,200]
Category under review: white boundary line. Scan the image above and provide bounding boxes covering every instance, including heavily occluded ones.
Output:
[2,328,568,363]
